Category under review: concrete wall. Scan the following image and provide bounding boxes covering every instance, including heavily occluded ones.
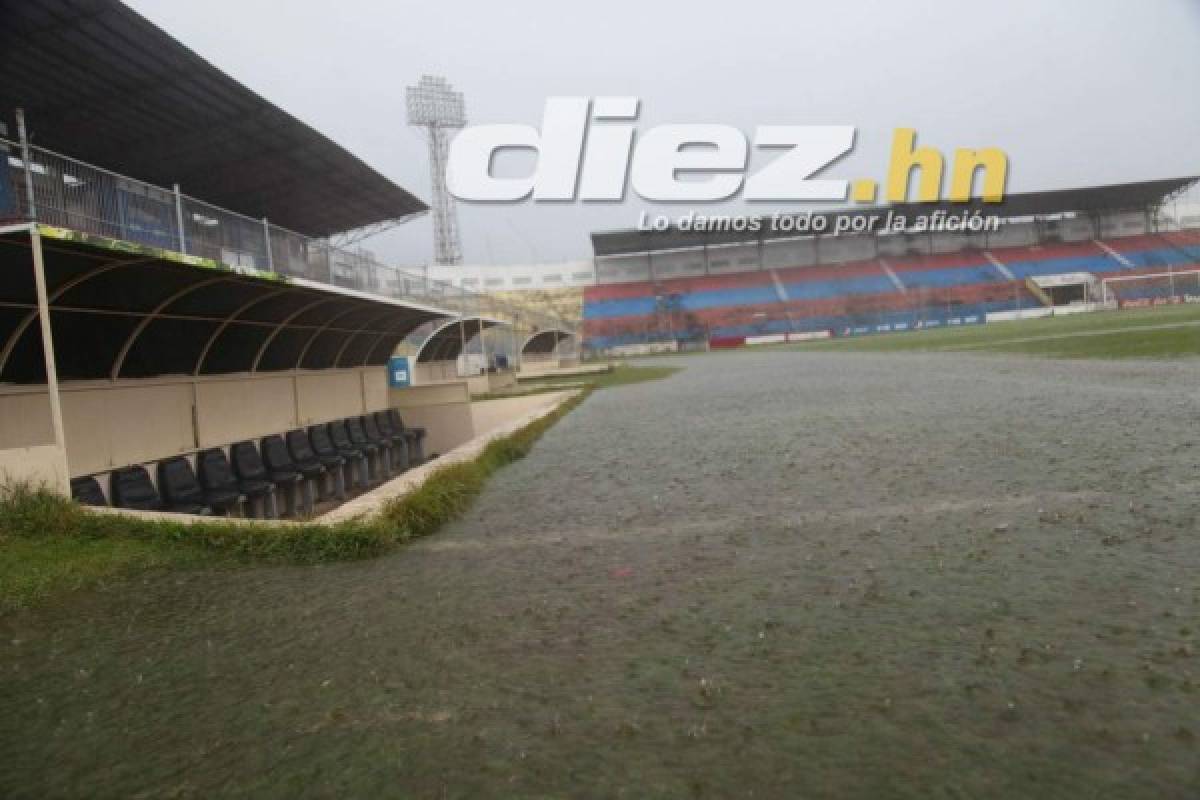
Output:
[487,371,517,393]
[389,382,475,456]
[518,354,562,376]
[0,443,69,494]
[413,361,461,385]
[0,366,392,480]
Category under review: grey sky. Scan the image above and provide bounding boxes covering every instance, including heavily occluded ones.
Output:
[125,0,1200,267]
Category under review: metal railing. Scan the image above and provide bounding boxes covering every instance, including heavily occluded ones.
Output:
[0,136,574,336]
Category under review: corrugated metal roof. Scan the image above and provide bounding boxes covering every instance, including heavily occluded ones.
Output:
[0,0,427,237]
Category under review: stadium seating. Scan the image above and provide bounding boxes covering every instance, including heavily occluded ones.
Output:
[345,417,383,484]
[307,423,360,495]
[582,231,1200,347]
[374,411,410,472]
[70,476,107,507]
[110,465,165,512]
[64,406,426,520]
[287,428,344,503]
[230,441,280,519]
[260,435,308,516]
[196,448,246,516]
[360,414,396,477]
[388,409,426,463]
[156,457,213,516]
[329,419,375,487]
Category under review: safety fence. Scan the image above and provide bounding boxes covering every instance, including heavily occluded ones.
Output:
[0,136,574,337]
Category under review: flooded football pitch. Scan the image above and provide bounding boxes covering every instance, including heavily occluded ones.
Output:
[3,351,1198,798]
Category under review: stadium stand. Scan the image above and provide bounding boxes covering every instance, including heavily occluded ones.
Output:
[0,0,575,520]
[583,182,1200,349]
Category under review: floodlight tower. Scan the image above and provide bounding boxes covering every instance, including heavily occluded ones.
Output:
[406,75,466,266]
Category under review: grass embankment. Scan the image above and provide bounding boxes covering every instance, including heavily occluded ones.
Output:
[784,303,1200,359]
[0,391,589,613]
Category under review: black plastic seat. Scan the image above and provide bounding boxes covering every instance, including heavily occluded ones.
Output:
[388,408,426,462]
[285,429,327,479]
[328,419,366,461]
[196,448,246,514]
[70,475,107,507]
[260,435,303,486]
[110,465,165,512]
[314,419,360,494]
[156,457,213,516]
[345,416,379,455]
[306,424,348,469]
[374,411,409,470]
[229,441,276,498]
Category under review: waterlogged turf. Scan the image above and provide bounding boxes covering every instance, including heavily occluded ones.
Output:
[787,303,1200,359]
[2,352,1199,798]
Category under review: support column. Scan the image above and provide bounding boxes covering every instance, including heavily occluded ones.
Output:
[30,227,70,494]
[16,108,36,220]
[173,184,187,254]
[458,317,467,377]
[263,218,274,271]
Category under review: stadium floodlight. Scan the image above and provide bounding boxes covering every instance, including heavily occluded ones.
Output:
[407,75,467,266]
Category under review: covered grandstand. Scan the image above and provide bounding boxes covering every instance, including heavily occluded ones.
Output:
[584,178,1200,350]
[0,0,574,511]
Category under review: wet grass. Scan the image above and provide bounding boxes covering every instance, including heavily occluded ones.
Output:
[516,363,681,390]
[1,355,1198,797]
[784,303,1200,358]
[0,391,587,613]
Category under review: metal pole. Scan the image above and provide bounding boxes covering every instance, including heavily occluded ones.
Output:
[15,108,36,221]
[173,183,187,254]
[472,316,482,371]
[30,228,70,494]
[458,316,467,377]
[263,217,274,271]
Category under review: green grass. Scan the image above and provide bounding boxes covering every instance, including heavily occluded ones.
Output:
[784,303,1200,359]
[516,363,681,391]
[0,390,588,613]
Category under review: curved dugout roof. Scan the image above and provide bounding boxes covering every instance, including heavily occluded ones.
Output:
[0,0,426,236]
[415,317,505,363]
[522,329,573,355]
[0,226,447,384]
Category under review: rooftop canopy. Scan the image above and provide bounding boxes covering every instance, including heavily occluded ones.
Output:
[0,225,446,384]
[590,177,1200,257]
[415,317,506,363]
[522,329,574,355]
[0,0,426,237]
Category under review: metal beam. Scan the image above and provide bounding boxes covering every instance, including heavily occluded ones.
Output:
[192,288,291,375]
[0,252,158,378]
[109,276,228,380]
[249,297,341,373]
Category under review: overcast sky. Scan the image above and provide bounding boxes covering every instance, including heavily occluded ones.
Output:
[125,0,1200,268]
